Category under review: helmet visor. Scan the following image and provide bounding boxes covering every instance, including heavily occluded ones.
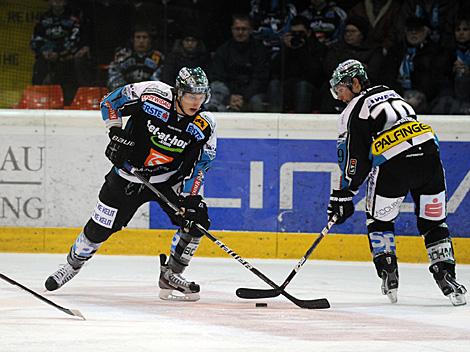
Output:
[329,76,352,100]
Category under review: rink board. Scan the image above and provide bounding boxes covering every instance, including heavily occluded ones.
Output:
[1,226,470,263]
[0,111,469,261]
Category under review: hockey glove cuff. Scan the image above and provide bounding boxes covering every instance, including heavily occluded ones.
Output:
[178,195,211,233]
[105,127,135,168]
[327,189,355,224]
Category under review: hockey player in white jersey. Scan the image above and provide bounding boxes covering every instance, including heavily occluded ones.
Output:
[326,59,467,305]
[45,67,216,301]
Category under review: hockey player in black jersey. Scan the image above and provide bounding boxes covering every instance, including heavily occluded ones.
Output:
[45,67,216,301]
[326,59,467,306]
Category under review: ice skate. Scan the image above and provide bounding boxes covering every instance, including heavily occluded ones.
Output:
[430,263,467,306]
[380,268,399,304]
[374,253,399,303]
[45,263,81,291]
[158,254,200,301]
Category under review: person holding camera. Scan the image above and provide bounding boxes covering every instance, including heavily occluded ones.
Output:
[319,15,385,113]
[267,15,327,113]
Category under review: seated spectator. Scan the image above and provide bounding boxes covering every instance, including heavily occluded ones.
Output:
[397,0,459,49]
[249,0,298,58]
[30,0,93,105]
[107,26,164,91]
[386,16,453,113]
[431,16,470,114]
[301,0,348,47]
[161,27,210,86]
[267,15,327,112]
[348,0,402,53]
[320,15,385,112]
[209,14,270,112]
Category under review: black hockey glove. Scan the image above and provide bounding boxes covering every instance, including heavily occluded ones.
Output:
[105,127,135,168]
[178,195,211,232]
[327,189,355,224]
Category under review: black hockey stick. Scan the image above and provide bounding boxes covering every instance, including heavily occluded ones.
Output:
[236,215,338,299]
[123,162,330,309]
[0,273,85,320]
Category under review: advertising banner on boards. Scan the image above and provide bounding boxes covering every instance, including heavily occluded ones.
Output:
[150,138,470,237]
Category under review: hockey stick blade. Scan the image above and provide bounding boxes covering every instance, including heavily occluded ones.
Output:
[236,287,280,299]
[236,288,330,309]
[0,273,86,320]
[236,216,338,301]
[286,295,330,309]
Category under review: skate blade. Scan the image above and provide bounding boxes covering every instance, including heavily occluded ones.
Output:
[159,289,200,302]
[386,289,398,304]
[448,293,466,306]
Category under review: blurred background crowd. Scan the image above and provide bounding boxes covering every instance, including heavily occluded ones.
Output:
[1,0,469,114]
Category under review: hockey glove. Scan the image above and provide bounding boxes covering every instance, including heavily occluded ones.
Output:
[178,195,211,232]
[327,189,355,224]
[105,127,135,168]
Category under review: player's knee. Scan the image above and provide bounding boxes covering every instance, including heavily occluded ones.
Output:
[367,218,394,233]
[418,218,449,246]
[84,219,115,243]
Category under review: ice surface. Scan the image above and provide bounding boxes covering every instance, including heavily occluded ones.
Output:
[1,253,469,352]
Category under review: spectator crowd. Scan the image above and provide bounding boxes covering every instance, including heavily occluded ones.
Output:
[28,0,470,114]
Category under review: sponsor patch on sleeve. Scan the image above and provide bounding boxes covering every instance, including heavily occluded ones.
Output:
[193,115,209,130]
[349,158,357,175]
[186,123,205,141]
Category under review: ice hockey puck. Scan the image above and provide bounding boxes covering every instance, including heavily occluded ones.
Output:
[255,302,268,307]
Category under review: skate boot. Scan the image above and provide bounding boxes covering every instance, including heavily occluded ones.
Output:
[430,262,467,306]
[45,231,100,291]
[45,262,82,291]
[374,253,399,303]
[158,254,200,301]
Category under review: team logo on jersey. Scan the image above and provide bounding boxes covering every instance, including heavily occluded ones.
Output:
[144,148,174,166]
[186,123,204,141]
[193,115,209,130]
[142,102,170,122]
[141,94,171,109]
[147,120,188,152]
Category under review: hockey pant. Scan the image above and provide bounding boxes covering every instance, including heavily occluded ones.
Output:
[68,169,204,272]
[365,141,455,277]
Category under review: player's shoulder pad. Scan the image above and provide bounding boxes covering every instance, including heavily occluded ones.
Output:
[197,111,216,132]
[141,81,174,100]
[363,85,390,97]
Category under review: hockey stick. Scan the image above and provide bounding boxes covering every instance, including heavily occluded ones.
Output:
[0,273,85,320]
[123,162,330,309]
[236,215,338,299]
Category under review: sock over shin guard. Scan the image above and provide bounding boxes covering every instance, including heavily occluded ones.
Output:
[67,231,103,269]
[168,229,202,273]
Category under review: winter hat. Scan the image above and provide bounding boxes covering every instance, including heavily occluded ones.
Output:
[405,16,430,31]
[345,16,370,38]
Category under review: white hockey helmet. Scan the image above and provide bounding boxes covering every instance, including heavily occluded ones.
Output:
[175,67,211,104]
[329,59,369,99]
